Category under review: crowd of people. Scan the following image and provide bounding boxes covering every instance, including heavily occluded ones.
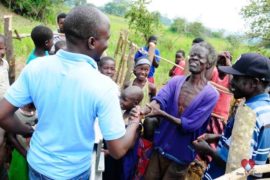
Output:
[0,5,270,180]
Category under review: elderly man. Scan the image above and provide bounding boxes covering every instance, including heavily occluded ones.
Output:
[142,42,219,179]
[0,6,140,180]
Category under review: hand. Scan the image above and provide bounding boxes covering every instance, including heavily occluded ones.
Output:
[141,104,164,117]
[148,42,156,48]
[197,133,221,143]
[101,148,110,156]
[192,139,212,155]
[225,57,232,66]
[129,105,141,123]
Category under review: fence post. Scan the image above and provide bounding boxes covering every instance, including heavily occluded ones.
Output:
[4,15,15,84]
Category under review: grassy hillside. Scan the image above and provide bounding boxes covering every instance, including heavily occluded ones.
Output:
[0,4,251,87]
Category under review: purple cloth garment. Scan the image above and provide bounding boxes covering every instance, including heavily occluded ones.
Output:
[153,76,219,165]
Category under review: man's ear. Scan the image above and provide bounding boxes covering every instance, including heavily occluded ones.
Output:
[206,62,212,70]
[88,37,95,50]
[45,40,49,47]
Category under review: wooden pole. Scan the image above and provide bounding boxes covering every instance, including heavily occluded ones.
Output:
[4,15,15,84]
[225,102,256,174]
[123,42,136,85]
[116,31,128,84]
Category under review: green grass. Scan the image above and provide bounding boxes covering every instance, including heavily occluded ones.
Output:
[0,4,256,88]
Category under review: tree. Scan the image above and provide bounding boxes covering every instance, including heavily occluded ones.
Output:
[241,0,270,44]
[103,1,129,17]
[125,0,160,40]
[170,18,187,34]
[186,21,205,37]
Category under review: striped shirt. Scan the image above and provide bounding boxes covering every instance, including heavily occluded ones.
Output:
[204,93,270,180]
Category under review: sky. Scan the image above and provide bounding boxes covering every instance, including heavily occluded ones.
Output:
[89,0,249,33]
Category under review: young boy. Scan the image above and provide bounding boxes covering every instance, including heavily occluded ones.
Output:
[8,104,37,180]
[193,53,270,179]
[26,25,53,64]
[169,50,186,77]
[134,35,160,83]
[0,34,9,180]
[124,57,156,106]
[103,86,143,180]
[98,56,116,80]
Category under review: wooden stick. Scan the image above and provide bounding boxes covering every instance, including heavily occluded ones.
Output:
[123,42,136,85]
[4,15,15,84]
[116,31,128,84]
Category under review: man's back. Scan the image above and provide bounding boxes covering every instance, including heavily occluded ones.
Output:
[5,50,125,179]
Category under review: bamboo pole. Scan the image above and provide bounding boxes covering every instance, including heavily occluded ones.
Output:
[4,15,15,84]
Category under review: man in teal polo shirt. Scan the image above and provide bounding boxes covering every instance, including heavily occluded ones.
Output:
[0,6,141,180]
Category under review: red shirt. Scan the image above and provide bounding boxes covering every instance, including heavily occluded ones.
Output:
[172,60,185,76]
[211,67,232,121]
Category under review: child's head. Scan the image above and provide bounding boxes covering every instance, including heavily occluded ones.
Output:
[57,13,67,33]
[175,50,185,64]
[98,56,116,79]
[54,40,66,53]
[120,86,143,111]
[143,117,159,141]
[0,35,6,59]
[192,37,204,45]
[31,25,54,51]
[133,57,151,81]
[147,35,158,45]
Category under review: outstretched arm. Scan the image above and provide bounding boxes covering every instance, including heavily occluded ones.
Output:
[105,106,141,159]
[0,98,34,137]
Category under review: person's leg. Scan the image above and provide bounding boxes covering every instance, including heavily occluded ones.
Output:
[162,161,189,180]
[144,151,172,179]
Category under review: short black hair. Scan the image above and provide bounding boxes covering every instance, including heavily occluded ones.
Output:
[31,25,53,48]
[63,6,109,45]
[57,13,67,23]
[98,56,115,67]
[54,40,66,53]
[147,35,158,43]
[176,49,185,58]
[192,37,204,44]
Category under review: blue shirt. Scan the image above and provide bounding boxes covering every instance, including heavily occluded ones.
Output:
[26,50,49,64]
[134,46,160,78]
[204,93,270,180]
[5,50,126,179]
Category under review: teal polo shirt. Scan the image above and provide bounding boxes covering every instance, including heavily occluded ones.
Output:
[5,50,126,179]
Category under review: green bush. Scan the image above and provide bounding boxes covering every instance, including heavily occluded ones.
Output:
[1,0,65,24]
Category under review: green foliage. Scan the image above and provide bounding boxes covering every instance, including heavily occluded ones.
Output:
[103,1,129,17]
[125,0,160,40]
[1,0,65,24]
[186,21,205,37]
[241,0,270,46]
[170,18,187,34]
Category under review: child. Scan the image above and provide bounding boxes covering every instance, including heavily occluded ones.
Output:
[51,13,66,54]
[98,56,116,80]
[103,86,143,180]
[54,40,66,54]
[169,50,186,77]
[8,104,37,180]
[0,34,9,180]
[26,25,53,64]
[124,57,156,106]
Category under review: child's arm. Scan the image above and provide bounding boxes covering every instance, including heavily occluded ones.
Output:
[169,66,176,77]
[148,82,156,100]
[7,133,27,157]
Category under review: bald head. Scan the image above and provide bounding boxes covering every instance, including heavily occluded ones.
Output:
[64,6,110,44]
[122,86,144,103]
